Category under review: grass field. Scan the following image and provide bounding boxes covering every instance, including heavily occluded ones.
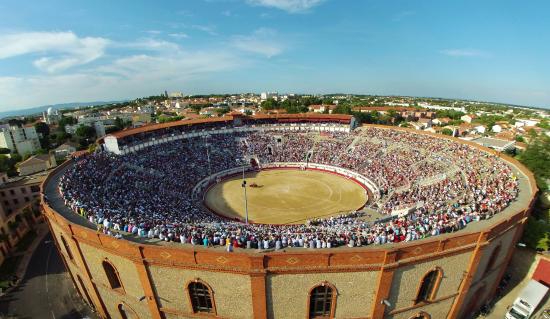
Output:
[204,169,368,224]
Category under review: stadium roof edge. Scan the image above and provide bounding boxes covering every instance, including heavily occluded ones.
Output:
[108,113,354,139]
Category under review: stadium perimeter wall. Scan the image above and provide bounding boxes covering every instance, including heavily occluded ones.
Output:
[42,122,537,319]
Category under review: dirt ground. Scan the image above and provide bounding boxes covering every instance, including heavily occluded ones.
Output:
[204,169,368,224]
[481,249,550,319]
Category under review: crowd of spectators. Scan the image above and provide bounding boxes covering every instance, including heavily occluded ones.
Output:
[58,126,519,250]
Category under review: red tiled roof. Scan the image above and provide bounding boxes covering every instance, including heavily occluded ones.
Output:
[532,258,550,287]
[352,106,419,112]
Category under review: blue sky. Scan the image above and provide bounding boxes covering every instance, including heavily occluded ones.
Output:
[0,0,549,110]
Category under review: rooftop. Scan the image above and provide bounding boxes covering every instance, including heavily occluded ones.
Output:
[0,170,49,189]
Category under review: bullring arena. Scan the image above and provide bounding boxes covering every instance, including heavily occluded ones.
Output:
[205,169,369,224]
[41,114,537,319]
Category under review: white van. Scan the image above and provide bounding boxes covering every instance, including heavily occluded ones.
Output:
[505,279,549,319]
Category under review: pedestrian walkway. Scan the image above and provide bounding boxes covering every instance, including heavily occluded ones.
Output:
[481,249,550,319]
[0,221,49,297]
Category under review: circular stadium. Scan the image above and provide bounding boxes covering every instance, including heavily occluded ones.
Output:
[41,114,537,319]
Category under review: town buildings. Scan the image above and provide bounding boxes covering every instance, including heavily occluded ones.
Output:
[0,125,41,156]
[0,171,44,265]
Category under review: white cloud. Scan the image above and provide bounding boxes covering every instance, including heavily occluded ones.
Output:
[169,33,190,39]
[246,0,325,13]
[230,28,285,57]
[191,24,218,36]
[145,30,162,35]
[0,31,108,73]
[0,39,243,109]
[97,50,239,79]
[440,49,489,57]
[121,38,181,52]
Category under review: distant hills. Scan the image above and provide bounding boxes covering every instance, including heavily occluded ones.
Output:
[0,101,126,119]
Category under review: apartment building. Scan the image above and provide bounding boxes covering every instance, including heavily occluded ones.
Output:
[0,171,45,265]
[0,125,41,156]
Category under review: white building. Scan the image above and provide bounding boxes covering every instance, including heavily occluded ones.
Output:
[138,105,156,114]
[514,119,540,128]
[474,125,486,134]
[54,142,78,158]
[460,114,477,123]
[260,92,278,101]
[417,102,466,112]
[65,121,105,138]
[94,121,106,137]
[492,124,503,133]
[168,92,184,98]
[0,126,41,156]
[42,107,61,124]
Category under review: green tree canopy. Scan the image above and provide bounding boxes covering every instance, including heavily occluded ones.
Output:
[260,98,279,110]
[75,125,95,139]
[34,122,50,136]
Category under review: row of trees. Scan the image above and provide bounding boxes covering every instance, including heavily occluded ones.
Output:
[518,134,550,251]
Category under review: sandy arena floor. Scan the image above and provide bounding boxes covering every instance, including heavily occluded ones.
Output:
[204,169,368,224]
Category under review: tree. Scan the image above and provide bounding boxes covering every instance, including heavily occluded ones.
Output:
[114,117,125,130]
[34,122,50,136]
[0,154,22,176]
[189,104,204,113]
[522,217,550,251]
[435,110,465,120]
[52,132,71,145]
[260,98,279,111]
[57,116,77,131]
[517,134,550,191]
[75,125,95,139]
[215,107,230,116]
[332,105,352,115]
[7,119,24,127]
[441,128,454,136]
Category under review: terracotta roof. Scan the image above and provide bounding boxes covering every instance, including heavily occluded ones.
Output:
[459,123,474,129]
[352,106,419,112]
[495,131,516,141]
[532,258,550,287]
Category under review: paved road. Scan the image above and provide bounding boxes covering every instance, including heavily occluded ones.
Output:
[484,249,550,319]
[0,233,96,319]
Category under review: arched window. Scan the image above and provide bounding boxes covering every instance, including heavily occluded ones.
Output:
[118,303,129,319]
[309,282,337,319]
[60,235,74,260]
[117,302,138,319]
[484,245,501,275]
[415,268,441,304]
[102,259,122,290]
[188,280,214,313]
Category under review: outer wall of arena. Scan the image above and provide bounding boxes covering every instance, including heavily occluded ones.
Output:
[42,124,537,319]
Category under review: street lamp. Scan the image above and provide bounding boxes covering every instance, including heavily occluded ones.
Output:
[239,158,249,224]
